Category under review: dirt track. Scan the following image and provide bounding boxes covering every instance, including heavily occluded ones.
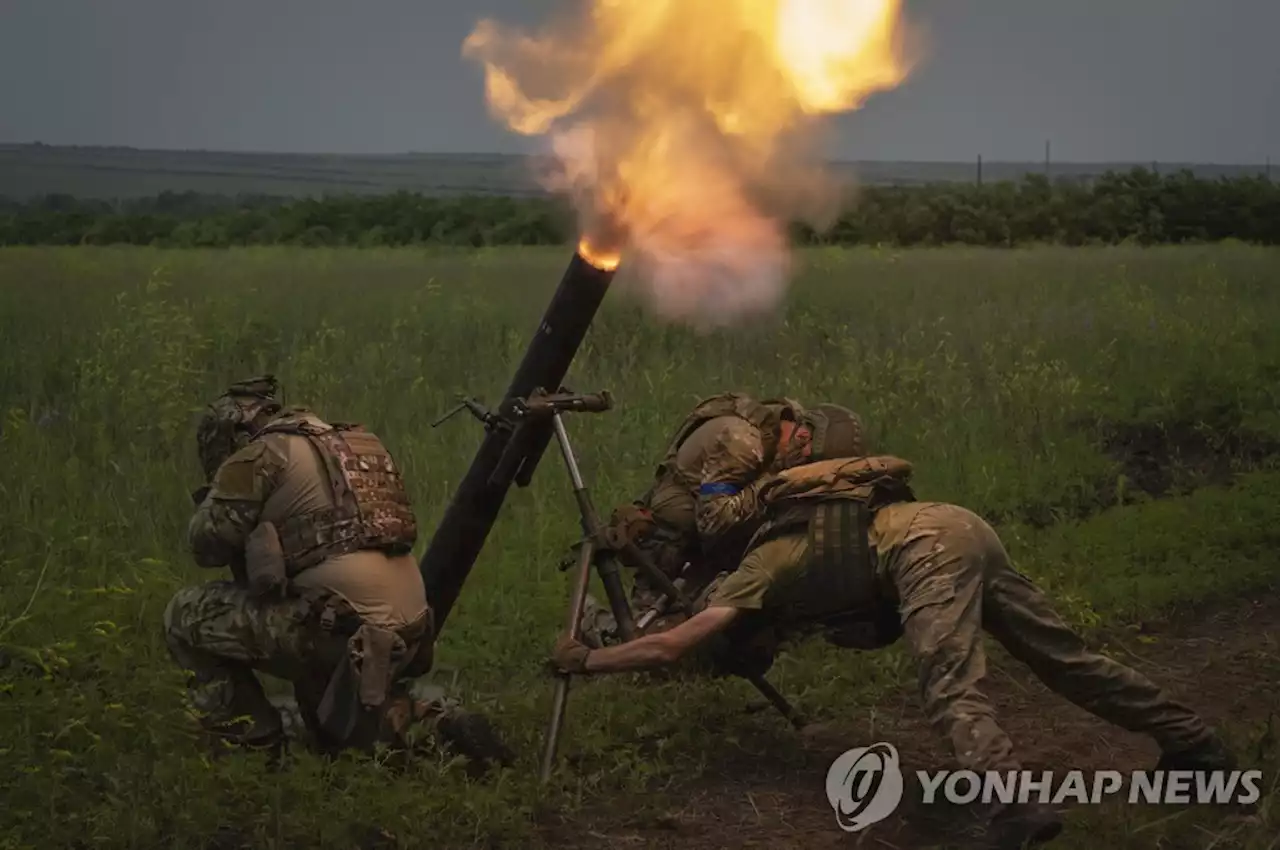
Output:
[548,589,1279,849]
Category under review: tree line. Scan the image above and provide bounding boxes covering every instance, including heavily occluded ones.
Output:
[2,168,1277,248]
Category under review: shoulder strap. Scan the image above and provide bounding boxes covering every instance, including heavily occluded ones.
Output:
[253,410,339,440]
[638,394,780,507]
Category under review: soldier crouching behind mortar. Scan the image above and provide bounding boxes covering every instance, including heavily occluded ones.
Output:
[578,392,820,646]
[163,376,511,768]
[552,406,1238,849]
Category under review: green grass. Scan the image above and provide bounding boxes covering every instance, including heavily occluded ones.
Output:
[0,244,1278,848]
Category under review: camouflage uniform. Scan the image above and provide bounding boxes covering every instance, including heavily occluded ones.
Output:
[164,378,498,759]
[581,394,806,646]
[708,480,1219,774]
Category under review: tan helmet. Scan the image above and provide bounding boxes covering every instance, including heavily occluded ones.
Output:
[789,403,866,466]
[761,396,806,423]
[806,403,867,461]
[195,375,283,479]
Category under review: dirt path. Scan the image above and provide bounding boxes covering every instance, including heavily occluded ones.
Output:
[546,588,1279,849]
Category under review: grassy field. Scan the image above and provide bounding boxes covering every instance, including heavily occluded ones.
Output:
[2,143,1274,199]
[0,244,1278,849]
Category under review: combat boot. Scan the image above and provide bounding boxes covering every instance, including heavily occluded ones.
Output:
[981,802,1064,849]
[1155,733,1237,772]
[1155,734,1257,815]
[204,725,288,769]
[436,709,515,772]
[384,689,514,773]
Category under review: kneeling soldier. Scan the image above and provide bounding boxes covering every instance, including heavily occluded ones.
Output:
[165,376,508,766]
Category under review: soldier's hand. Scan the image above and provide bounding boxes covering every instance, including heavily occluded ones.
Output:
[558,539,587,572]
[602,504,655,555]
[549,634,592,675]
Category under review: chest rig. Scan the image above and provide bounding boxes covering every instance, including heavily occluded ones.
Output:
[751,456,916,634]
[255,413,418,575]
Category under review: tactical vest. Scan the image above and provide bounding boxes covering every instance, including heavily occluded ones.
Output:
[643,393,800,512]
[634,394,803,573]
[750,456,916,628]
[254,413,419,576]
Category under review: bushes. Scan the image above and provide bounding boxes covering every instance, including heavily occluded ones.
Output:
[1,169,1277,248]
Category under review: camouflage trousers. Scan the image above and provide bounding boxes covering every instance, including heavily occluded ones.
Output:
[162,580,447,752]
[873,502,1214,772]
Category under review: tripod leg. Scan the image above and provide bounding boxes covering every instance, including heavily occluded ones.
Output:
[540,537,595,783]
[548,411,638,642]
[594,552,636,642]
[744,673,807,730]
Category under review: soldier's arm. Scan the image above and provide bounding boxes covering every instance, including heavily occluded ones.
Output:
[694,420,771,546]
[580,606,742,672]
[187,440,284,568]
[568,551,779,674]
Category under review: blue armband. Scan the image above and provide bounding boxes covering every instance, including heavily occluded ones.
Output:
[700,482,741,496]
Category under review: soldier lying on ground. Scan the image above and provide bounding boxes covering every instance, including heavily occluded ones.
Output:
[582,393,860,644]
[164,376,511,767]
[551,413,1237,849]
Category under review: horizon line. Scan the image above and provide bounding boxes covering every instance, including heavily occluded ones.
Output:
[0,141,1268,168]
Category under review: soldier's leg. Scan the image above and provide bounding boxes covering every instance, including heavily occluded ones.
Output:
[882,504,1020,772]
[163,580,319,746]
[975,516,1218,757]
[883,505,1068,846]
[370,681,514,768]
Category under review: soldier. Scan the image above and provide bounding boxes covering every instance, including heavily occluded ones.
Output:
[583,393,845,644]
[164,376,509,766]
[552,405,1235,848]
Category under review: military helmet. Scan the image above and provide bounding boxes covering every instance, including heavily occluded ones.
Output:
[799,403,867,463]
[195,375,283,479]
[760,396,805,425]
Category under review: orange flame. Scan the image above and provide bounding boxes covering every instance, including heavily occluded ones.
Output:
[465,1,919,323]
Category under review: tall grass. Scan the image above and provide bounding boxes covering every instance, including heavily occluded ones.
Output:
[0,244,1277,848]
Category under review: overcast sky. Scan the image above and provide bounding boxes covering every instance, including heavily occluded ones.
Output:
[1,0,1276,163]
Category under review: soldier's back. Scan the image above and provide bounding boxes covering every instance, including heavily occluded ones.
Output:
[258,420,427,630]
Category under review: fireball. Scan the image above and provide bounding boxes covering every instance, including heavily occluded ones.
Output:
[464,0,919,325]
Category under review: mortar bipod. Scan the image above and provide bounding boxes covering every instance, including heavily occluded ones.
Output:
[529,386,653,782]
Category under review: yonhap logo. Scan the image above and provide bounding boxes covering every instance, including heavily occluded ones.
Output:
[825,742,906,832]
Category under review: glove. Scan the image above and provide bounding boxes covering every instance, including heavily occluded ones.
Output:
[601,504,655,552]
[549,634,592,675]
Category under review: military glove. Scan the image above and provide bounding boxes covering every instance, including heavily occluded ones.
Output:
[549,634,592,675]
[602,504,655,552]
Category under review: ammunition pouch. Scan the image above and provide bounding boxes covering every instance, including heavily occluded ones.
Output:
[309,596,435,750]
[244,521,289,599]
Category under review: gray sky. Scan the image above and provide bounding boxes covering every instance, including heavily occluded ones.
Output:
[1,0,1276,163]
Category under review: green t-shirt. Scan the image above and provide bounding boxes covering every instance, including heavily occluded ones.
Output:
[705,532,811,612]
[704,501,928,615]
